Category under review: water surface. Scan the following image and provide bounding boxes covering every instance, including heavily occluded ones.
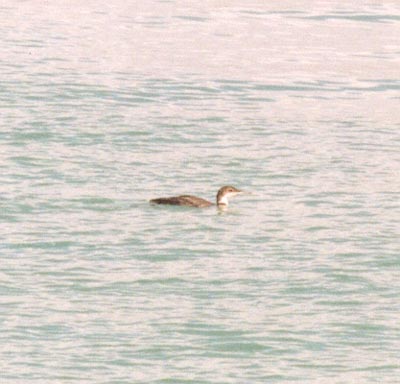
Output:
[1,1,399,383]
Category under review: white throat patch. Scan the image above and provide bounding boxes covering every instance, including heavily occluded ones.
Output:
[218,194,229,206]
[218,191,241,206]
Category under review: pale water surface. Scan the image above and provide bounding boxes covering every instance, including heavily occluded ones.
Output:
[1,1,400,383]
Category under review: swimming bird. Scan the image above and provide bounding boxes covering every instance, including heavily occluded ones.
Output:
[150,186,243,208]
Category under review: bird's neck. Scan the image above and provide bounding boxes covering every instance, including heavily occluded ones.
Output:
[217,195,229,206]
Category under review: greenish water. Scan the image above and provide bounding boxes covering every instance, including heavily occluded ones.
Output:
[1,1,399,383]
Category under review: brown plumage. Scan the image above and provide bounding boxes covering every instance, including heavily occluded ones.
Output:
[150,186,242,208]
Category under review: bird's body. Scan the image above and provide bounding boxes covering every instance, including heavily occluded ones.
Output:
[150,195,213,208]
[150,186,242,208]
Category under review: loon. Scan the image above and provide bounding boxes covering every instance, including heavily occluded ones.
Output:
[150,186,243,208]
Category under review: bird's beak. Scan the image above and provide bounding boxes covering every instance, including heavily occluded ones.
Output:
[234,189,244,195]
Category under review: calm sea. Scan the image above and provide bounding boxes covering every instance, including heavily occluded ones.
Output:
[1,1,399,383]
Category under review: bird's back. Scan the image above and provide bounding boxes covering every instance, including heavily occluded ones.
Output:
[150,195,213,208]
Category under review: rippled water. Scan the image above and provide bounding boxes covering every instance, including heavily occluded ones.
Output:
[1,1,400,383]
